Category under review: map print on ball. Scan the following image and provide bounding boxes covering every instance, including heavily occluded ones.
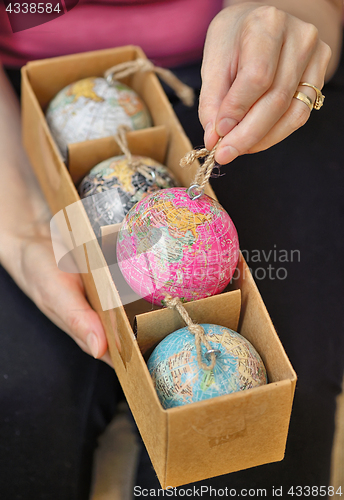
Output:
[46,77,152,160]
[117,187,239,305]
[147,324,268,409]
[78,155,177,238]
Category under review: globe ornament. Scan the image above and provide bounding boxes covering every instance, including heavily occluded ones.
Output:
[78,155,177,238]
[147,324,268,409]
[116,187,239,305]
[45,77,152,160]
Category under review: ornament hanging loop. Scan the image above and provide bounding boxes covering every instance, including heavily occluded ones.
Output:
[113,124,133,165]
[205,349,221,360]
[180,138,223,195]
[104,58,195,107]
[187,184,203,200]
[163,294,217,371]
[113,125,156,183]
[105,73,116,87]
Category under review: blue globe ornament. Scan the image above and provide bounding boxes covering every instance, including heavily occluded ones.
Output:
[147,324,267,409]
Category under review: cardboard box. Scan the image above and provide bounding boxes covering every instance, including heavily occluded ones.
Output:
[21,46,297,488]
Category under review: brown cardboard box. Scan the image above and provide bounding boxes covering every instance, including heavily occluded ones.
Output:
[21,45,297,488]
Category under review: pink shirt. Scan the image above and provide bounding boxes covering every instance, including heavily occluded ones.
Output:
[0,0,223,68]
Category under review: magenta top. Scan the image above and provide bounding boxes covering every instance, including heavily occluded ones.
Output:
[0,0,223,68]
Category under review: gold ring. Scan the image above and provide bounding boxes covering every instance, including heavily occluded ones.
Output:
[299,82,325,110]
[293,91,313,112]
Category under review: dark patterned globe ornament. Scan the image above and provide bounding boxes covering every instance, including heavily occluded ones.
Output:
[117,187,239,305]
[46,77,152,160]
[78,155,177,238]
[147,324,268,409]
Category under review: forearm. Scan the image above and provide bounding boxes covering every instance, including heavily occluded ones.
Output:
[0,65,50,274]
[223,0,343,78]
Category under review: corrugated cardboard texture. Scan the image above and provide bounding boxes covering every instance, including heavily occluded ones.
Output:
[22,46,296,489]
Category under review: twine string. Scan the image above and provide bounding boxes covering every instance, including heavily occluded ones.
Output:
[113,124,134,166]
[164,295,217,371]
[104,58,195,107]
[180,138,222,196]
[113,125,156,181]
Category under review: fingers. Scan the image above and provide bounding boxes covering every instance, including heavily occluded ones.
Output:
[20,237,110,361]
[42,272,109,359]
[199,6,240,150]
[199,50,231,150]
[41,270,114,367]
[215,7,284,139]
[199,5,285,150]
[246,40,331,154]
[214,21,325,164]
[100,351,114,368]
[199,4,331,165]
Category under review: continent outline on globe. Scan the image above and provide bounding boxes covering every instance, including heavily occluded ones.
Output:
[147,324,268,409]
[117,187,240,305]
[78,154,177,238]
[46,77,152,160]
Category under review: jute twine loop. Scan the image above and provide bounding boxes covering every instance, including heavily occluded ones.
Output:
[113,125,156,181]
[164,295,217,371]
[180,138,222,196]
[104,58,195,107]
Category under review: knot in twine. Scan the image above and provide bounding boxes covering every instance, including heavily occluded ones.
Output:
[104,58,195,107]
[164,295,217,371]
[180,138,222,195]
[113,125,156,181]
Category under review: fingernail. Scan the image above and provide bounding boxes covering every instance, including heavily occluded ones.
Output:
[204,122,213,145]
[216,117,237,137]
[215,145,239,165]
[87,332,99,358]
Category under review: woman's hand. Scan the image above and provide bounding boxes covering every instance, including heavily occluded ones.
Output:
[8,226,112,367]
[199,2,334,165]
[0,64,112,367]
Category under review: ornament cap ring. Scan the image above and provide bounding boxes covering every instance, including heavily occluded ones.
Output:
[105,73,115,86]
[187,184,203,200]
[205,349,222,360]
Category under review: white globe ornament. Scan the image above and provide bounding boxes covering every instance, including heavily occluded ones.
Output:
[46,77,152,161]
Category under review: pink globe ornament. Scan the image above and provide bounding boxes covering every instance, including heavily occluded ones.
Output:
[117,187,239,305]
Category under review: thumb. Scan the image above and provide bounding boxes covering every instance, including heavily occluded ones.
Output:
[41,272,109,360]
[199,22,235,151]
[198,72,222,151]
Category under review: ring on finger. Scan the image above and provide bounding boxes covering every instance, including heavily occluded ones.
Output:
[293,91,314,112]
[299,82,325,110]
